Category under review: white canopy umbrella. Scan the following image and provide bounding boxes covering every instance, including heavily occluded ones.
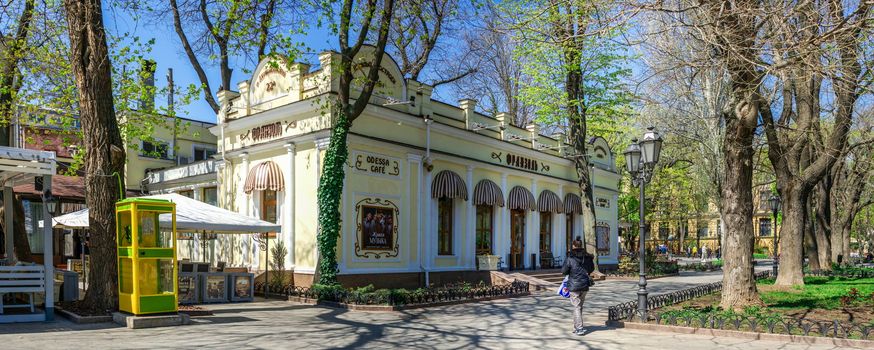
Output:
[53,193,280,233]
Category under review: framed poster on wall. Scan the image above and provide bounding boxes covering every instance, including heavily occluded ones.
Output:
[596,225,610,256]
[354,198,400,259]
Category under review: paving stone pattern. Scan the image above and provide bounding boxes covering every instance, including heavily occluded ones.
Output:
[0,268,862,349]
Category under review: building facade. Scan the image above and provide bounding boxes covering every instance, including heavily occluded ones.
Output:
[197,48,621,287]
[647,187,779,256]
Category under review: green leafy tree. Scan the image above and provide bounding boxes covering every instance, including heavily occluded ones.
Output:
[314,0,397,285]
[505,0,631,270]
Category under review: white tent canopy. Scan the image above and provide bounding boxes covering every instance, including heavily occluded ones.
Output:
[53,193,281,233]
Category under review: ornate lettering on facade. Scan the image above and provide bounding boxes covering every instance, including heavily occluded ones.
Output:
[351,151,401,178]
[596,197,610,208]
[255,67,287,87]
[505,153,550,172]
[352,62,397,84]
[251,122,283,142]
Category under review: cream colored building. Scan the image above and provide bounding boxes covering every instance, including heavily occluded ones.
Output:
[648,188,779,255]
[122,113,217,190]
[146,48,622,287]
[168,47,623,288]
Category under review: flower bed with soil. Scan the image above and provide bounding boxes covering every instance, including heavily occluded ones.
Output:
[282,281,530,311]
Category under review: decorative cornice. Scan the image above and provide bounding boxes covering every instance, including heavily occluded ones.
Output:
[315,138,331,150]
[407,153,423,162]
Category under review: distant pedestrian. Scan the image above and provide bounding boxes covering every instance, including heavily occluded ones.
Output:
[562,239,593,336]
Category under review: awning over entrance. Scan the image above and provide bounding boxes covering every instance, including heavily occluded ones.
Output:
[431,170,468,200]
[473,179,504,207]
[244,161,284,194]
[537,190,563,213]
[508,186,535,211]
[564,193,582,215]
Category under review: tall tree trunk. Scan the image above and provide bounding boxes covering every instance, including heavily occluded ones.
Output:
[720,113,762,308]
[813,180,831,268]
[315,0,395,285]
[0,0,36,146]
[775,187,806,285]
[804,196,820,271]
[64,0,125,312]
[315,111,348,283]
[570,120,599,274]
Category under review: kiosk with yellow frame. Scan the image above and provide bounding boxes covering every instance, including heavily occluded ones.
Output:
[116,198,178,315]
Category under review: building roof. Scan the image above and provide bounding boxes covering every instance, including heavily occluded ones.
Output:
[13,174,140,200]
[14,175,84,199]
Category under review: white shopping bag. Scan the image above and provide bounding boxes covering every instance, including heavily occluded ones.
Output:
[556,276,570,298]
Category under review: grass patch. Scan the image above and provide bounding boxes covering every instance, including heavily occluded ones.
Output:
[757,277,874,310]
[753,253,769,260]
[662,276,874,326]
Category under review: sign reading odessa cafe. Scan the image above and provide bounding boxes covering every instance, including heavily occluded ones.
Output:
[351,151,401,178]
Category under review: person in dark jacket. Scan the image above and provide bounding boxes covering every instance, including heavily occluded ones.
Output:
[562,239,593,336]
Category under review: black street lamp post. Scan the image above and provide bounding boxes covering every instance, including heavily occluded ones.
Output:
[254,233,270,298]
[768,195,780,277]
[623,127,663,321]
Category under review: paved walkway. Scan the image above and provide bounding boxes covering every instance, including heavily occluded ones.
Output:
[0,269,860,349]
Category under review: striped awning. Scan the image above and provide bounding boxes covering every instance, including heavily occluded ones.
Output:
[537,190,563,213]
[244,161,284,194]
[508,186,535,211]
[564,193,583,215]
[431,170,468,200]
[473,179,504,207]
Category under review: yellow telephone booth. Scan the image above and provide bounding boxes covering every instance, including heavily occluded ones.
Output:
[116,198,178,315]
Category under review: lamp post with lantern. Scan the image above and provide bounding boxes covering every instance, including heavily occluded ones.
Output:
[768,195,780,277]
[623,127,663,321]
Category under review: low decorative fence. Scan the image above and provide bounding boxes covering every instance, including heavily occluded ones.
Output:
[806,268,874,279]
[607,270,874,340]
[255,280,530,306]
[649,311,872,340]
[608,271,771,322]
[607,260,680,278]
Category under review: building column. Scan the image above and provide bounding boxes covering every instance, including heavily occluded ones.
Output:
[407,154,423,271]
[529,179,538,269]
[499,174,509,264]
[613,193,620,260]
[556,185,565,258]
[314,138,330,269]
[466,165,475,269]
[423,166,434,270]
[284,143,296,268]
[239,153,251,266]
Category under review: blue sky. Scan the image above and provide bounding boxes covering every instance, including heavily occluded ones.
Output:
[104,7,336,124]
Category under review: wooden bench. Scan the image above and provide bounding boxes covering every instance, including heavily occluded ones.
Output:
[0,265,46,314]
